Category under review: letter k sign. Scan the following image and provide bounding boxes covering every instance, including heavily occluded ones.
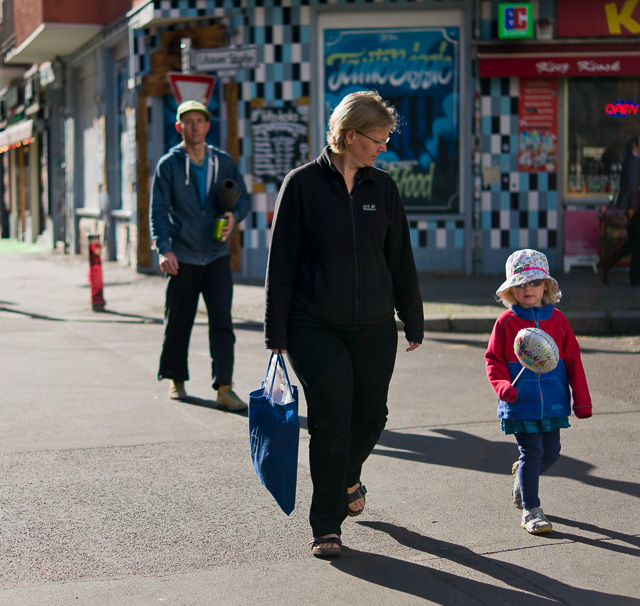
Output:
[605,0,640,34]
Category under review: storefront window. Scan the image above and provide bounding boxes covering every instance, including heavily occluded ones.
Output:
[567,78,640,197]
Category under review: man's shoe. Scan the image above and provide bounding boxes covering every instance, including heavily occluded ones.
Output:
[168,380,187,400]
[217,386,248,412]
[522,507,553,534]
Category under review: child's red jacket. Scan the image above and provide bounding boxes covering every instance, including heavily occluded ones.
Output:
[485,304,592,420]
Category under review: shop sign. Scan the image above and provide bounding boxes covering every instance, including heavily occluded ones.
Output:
[518,79,558,172]
[605,101,639,117]
[498,3,534,39]
[558,0,640,37]
[478,47,640,78]
[323,26,461,213]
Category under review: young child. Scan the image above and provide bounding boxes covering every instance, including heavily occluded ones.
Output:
[485,249,592,534]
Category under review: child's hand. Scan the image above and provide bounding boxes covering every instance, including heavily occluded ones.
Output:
[573,403,592,419]
[503,386,518,403]
[575,410,592,419]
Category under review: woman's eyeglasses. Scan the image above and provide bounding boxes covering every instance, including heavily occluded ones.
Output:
[513,279,545,289]
[356,131,390,146]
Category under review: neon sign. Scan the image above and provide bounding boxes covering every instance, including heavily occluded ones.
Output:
[605,101,639,117]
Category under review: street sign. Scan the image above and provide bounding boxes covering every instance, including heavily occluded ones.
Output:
[167,72,217,105]
[193,46,260,72]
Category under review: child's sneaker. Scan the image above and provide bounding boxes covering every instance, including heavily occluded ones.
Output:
[521,507,553,534]
[511,461,523,509]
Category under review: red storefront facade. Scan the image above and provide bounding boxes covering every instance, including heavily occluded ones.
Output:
[475,0,640,273]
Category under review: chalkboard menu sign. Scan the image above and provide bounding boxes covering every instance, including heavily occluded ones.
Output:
[251,104,309,185]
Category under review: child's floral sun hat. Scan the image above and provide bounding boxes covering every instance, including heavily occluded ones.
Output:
[496,249,558,295]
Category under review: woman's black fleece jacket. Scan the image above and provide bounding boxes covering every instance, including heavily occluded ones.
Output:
[265,146,424,350]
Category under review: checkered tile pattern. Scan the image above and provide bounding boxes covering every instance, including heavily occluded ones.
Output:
[133,0,560,276]
[478,74,559,273]
[476,1,562,272]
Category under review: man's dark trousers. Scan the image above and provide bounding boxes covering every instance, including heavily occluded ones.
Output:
[158,256,235,388]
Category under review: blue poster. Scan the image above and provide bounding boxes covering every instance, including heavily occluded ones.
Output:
[324,27,460,213]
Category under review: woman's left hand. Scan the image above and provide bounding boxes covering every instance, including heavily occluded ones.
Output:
[406,342,420,352]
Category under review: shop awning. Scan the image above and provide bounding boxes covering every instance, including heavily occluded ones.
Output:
[477,44,640,78]
[0,119,34,150]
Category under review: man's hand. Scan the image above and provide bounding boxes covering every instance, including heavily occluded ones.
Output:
[406,342,421,352]
[221,212,236,241]
[159,252,179,275]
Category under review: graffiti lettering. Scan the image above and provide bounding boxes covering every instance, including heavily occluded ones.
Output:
[327,63,453,92]
[326,42,454,92]
[387,164,435,201]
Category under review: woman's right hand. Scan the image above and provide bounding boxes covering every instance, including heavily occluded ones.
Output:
[270,348,287,354]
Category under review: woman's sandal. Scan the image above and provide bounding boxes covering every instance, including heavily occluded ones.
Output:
[347,483,367,517]
[310,536,343,558]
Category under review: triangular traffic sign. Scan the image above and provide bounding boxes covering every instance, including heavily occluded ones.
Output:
[167,72,217,105]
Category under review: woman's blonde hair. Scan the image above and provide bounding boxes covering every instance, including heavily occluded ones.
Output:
[497,278,562,308]
[326,90,398,154]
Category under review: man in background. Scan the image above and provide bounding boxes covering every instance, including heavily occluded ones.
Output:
[150,100,251,410]
[599,135,640,285]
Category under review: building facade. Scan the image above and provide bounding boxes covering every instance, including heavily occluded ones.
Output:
[1,0,639,278]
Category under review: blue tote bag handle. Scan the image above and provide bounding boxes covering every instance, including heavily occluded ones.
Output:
[265,352,295,404]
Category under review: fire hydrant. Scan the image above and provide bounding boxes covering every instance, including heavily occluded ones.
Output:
[88,233,106,311]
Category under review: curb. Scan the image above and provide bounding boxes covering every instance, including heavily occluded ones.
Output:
[420,311,640,336]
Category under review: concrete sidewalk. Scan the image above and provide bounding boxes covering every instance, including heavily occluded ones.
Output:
[1,244,638,335]
[1,243,639,605]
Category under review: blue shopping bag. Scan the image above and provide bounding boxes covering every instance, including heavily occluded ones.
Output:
[248,353,299,515]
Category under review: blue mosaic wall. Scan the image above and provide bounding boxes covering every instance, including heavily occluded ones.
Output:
[134,0,566,277]
[477,0,561,273]
[478,76,559,273]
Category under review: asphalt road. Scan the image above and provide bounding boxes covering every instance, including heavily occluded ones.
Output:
[1,298,639,605]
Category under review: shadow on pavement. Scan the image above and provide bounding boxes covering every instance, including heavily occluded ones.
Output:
[179,395,249,416]
[0,306,63,322]
[179,396,218,409]
[426,336,489,349]
[100,309,162,323]
[328,521,638,606]
[375,428,640,501]
[551,516,640,547]
[549,516,640,555]
[0,304,160,324]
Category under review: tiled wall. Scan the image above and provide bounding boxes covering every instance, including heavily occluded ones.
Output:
[478,77,559,273]
[133,0,564,277]
[477,0,560,273]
